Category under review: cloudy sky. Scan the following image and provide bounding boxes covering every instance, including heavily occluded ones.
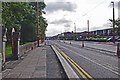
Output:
[43,0,119,37]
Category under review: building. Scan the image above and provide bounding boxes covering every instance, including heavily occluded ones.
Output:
[90,28,113,37]
[49,27,117,40]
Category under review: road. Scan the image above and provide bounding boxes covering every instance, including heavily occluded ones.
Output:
[64,40,116,53]
[47,40,119,79]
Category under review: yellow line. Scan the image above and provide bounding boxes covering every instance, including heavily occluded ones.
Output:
[67,57,88,80]
[54,45,94,80]
[69,58,94,80]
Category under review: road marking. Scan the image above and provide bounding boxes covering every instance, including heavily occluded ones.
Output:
[57,43,120,76]
[51,45,79,78]
[57,40,118,66]
[50,41,119,76]
[67,58,88,79]
[68,57,94,80]
[54,45,94,80]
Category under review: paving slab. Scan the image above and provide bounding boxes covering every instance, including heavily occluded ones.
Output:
[2,44,68,79]
[2,46,46,79]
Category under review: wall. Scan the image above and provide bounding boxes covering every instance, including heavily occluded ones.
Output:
[19,42,37,58]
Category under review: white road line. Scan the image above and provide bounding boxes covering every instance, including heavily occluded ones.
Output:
[51,41,119,76]
[58,40,119,70]
[51,45,79,79]
[61,41,119,70]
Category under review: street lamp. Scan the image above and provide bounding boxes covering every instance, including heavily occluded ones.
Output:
[74,23,76,40]
[87,20,90,39]
[37,1,40,47]
[111,1,115,43]
[64,28,66,43]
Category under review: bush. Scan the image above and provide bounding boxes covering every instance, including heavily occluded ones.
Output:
[85,37,107,42]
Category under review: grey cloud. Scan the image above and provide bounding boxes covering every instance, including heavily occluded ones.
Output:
[45,2,77,13]
[77,26,104,32]
[77,27,86,32]
[118,1,120,7]
[103,23,112,27]
[47,28,61,36]
[50,18,72,25]
[64,24,71,27]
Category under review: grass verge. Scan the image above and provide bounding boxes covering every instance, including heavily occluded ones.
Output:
[5,42,12,58]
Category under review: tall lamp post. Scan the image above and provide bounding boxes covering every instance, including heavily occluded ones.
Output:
[87,20,90,39]
[111,1,115,44]
[37,1,40,47]
[74,23,76,40]
[64,28,66,43]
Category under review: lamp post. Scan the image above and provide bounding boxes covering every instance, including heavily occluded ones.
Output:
[37,1,40,47]
[111,1,115,44]
[87,20,90,39]
[74,23,76,40]
[64,28,66,43]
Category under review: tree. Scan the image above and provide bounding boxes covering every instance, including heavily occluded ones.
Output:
[109,18,120,36]
[30,2,48,42]
[115,18,120,36]
[2,2,48,43]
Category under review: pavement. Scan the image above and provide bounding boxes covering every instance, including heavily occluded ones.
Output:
[2,43,67,80]
[62,40,118,56]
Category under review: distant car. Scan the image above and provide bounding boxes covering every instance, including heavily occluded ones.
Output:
[117,37,120,41]
[107,36,119,42]
[107,37,113,42]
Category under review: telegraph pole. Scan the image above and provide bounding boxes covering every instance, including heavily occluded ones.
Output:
[64,27,66,43]
[74,23,76,40]
[37,1,40,47]
[111,1,115,44]
[87,20,90,39]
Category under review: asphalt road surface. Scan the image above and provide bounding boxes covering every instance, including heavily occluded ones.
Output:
[47,40,120,79]
[63,40,116,53]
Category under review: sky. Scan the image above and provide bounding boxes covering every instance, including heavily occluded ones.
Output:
[43,0,119,37]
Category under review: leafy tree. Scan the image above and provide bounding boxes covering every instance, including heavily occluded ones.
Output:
[109,18,120,36]
[29,2,48,42]
[115,18,120,36]
[2,2,48,43]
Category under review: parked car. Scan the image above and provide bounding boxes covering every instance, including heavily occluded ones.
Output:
[107,36,120,42]
[117,36,120,41]
[107,37,113,42]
